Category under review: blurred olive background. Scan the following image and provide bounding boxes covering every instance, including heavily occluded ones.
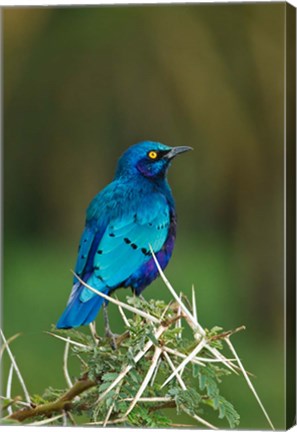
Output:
[3,4,286,429]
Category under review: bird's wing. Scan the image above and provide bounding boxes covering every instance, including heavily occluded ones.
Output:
[74,226,100,276]
[79,197,170,302]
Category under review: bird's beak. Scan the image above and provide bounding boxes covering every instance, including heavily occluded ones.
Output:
[163,146,193,160]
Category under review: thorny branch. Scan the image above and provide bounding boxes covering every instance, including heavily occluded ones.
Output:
[1,252,274,429]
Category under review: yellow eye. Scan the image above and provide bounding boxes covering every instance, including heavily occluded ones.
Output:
[148,151,158,160]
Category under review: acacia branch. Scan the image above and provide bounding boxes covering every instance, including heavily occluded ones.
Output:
[8,376,96,422]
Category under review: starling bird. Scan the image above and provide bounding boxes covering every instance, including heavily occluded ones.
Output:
[57,141,192,333]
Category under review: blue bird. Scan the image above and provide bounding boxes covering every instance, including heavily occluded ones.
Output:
[57,141,192,336]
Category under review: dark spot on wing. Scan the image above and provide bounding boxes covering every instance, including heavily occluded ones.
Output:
[131,243,137,250]
[97,250,103,254]
[124,238,131,244]
[141,247,151,256]
[109,233,115,237]
[81,255,86,259]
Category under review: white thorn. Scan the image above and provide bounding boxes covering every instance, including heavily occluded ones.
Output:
[6,364,14,415]
[149,248,205,335]
[86,417,127,426]
[192,285,197,322]
[185,409,219,430]
[95,324,167,405]
[162,346,205,366]
[123,397,172,402]
[150,357,161,386]
[205,345,239,375]
[45,332,89,349]
[163,351,187,390]
[27,414,64,426]
[0,329,31,405]
[226,337,275,430]
[0,333,21,363]
[117,304,131,327]
[161,338,207,389]
[124,346,162,417]
[62,411,68,426]
[89,321,99,343]
[175,293,182,339]
[103,383,122,427]
[63,338,73,388]
[73,272,159,324]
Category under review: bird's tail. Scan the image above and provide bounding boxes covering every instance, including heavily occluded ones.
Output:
[56,282,106,329]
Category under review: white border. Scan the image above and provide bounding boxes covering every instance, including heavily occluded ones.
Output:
[0,1,295,432]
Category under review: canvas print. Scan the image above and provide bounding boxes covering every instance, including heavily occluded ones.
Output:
[1,3,296,429]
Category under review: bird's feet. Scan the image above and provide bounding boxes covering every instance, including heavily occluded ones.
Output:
[105,328,119,350]
[103,302,118,350]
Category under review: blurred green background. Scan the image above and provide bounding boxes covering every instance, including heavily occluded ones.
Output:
[3,4,286,429]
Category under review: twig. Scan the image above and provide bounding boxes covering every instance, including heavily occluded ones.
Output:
[0,329,31,405]
[209,325,246,341]
[225,337,275,430]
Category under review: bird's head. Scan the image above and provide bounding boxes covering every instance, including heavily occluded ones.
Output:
[115,141,193,180]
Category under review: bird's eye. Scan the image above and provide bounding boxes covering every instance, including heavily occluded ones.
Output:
[148,151,158,160]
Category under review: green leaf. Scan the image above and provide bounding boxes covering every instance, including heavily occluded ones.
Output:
[102,372,119,381]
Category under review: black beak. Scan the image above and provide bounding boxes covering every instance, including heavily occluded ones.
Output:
[163,146,193,160]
